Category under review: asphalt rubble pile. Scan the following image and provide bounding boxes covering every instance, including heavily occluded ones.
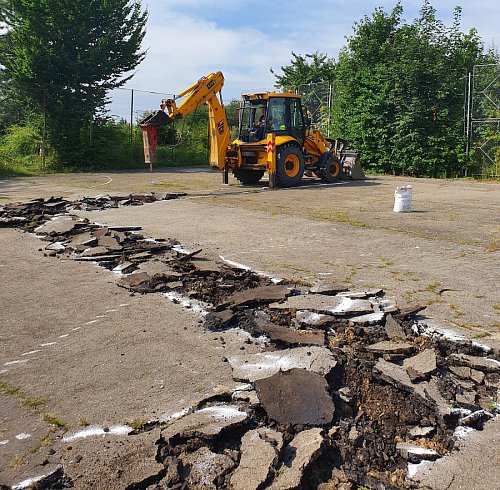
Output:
[1,198,500,490]
[0,193,186,228]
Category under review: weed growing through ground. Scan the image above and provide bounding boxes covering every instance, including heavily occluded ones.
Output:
[21,397,46,409]
[487,239,499,252]
[1,379,47,410]
[79,418,90,427]
[129,418,147,430]
[9,455,26,468]
[43,413,66,429]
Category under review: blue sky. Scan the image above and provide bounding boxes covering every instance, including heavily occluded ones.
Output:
[108,0,499,120]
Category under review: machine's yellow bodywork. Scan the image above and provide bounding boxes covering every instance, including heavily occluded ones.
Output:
[140,71,351,187]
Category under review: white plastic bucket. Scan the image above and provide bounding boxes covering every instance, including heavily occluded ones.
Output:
[393,185,412,212]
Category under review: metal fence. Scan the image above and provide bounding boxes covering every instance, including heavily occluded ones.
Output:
[465,64,500,178]
[294,81,334,137]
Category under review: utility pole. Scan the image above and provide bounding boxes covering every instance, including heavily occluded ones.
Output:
[41,89,47,169]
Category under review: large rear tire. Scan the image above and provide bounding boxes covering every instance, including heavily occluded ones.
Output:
[233,168,265,185]
[320,156,343,183]
[276,145,304,188]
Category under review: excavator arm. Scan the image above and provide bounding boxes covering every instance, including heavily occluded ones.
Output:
[140,72,230,170]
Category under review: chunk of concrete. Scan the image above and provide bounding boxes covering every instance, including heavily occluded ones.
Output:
[396,304,426,319]
[470,369,485,384]
[112,262,135,274]
[296,310,334,327]
[227,347,337,382]
[271,294,373,316]
[160,405,248,443]
[181,447,235,490]
[36,216,78,235]
[255,369,334,426]
[118,272,151,288]
[205,309,235,331]
[230,428,283,490]
[80,246,111,257]
[366,340,414,355]
[349,311,385,325]
[97,235,122,250]
[449,354,500,373]
[373,359,451,417]
[396,443,440,463]
[269,428,324,490]
[449,366,472,379]
[385,314,406,339]
[226,285,294,306]
[403,349,437,382]
[409,426,436,439]
[459,409,493,428]
[456,391,477,408]
[137,260,182,278]
[337,289,383,298]
[254,321,325,346]
[309,283,347,295]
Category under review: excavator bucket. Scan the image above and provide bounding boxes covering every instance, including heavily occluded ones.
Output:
[342,151,366,180]
[139,110,171,164]
[140,110,171,127]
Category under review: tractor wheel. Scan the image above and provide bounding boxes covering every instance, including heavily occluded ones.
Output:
[276,145,305,187]
[320,156,343,183]
[233,168,265,185]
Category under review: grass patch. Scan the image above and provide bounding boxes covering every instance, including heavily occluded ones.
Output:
[307,209,369,228]
[2,385,21,396]
[1,379,47,410]
[79,417,90,427]
[43,413,66,429]
[9,455,26,468]
[128,417,147,430]
[423,281,441,292]
[40,434,53,447]
[21,397,47,410]
[487,239,499,252]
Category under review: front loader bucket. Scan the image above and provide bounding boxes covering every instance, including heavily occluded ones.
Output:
[342,151,366,180]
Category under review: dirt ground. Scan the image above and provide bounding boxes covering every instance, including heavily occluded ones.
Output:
[0,168,499,489]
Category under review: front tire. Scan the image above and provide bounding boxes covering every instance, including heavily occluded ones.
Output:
[233,168,265,185]
[320,156,343,183]
[276,145,304,188]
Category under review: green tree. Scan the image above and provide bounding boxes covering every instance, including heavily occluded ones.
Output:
[332,1,495,177]
[0,0,147,167]
[271,52,336,90]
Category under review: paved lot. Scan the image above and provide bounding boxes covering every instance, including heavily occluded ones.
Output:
[0,168,499,488]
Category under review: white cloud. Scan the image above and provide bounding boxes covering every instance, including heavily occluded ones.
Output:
[108,0,499,119]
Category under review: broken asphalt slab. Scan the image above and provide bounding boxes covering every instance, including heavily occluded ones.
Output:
[373,358,452,417]
[268,428,324,490]
[160,405,248,444]
[255,369,335,426]
[229,428,283,490]
[224,284,295,307]
[270,294,374,316]
[227,346,337,382]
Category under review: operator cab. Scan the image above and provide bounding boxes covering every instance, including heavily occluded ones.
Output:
[238,93,306,144]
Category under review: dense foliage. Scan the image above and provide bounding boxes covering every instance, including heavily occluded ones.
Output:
[271,52,336,90]
[0,0,497,177]
[0,0,147,168]
[273,2,499,177]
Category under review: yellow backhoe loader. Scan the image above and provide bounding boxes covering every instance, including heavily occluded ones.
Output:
[140,72,363,188]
